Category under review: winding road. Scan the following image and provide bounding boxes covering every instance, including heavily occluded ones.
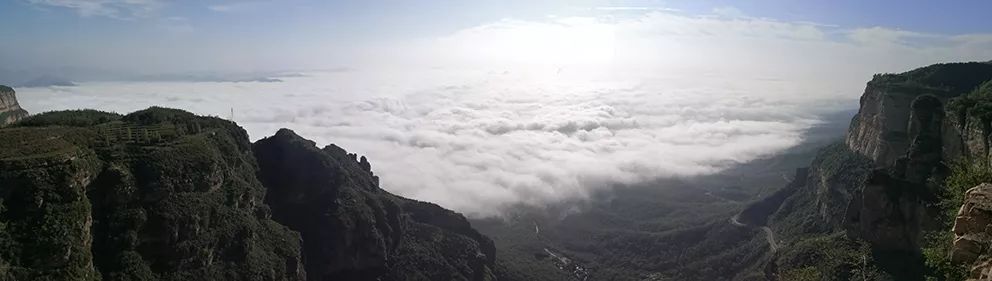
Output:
[730,214,779,253]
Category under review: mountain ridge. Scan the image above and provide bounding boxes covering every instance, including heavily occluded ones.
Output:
[0,107,495,281]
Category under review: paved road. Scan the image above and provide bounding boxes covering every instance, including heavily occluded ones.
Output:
[730,215,779,253]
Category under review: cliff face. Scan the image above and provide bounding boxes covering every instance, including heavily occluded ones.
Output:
[0,108,496,281]
[846,63,992,167]
[761,62,992,279]
[0,85,29,125]
[0,108,305,281]
[827,63,992,252]
[254,129,496,281]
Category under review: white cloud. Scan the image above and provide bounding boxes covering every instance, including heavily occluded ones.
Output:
[16,69,845,217]
[27,0,162,19]
[371,10,991,88]
[11,9,992,218]
[847,26,931,46]
[593,6,680,12]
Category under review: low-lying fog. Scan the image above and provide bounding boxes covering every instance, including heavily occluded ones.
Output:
[12,7,992,217]
[18,68,852,217]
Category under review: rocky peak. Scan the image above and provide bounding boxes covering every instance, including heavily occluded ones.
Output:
[0,85,29,125]
[254,128,496,281]
[0,109,498,281]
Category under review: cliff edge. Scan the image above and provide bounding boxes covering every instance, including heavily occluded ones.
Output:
[0,107,496,281]
[0,85,28,125]
[753,61,992,280]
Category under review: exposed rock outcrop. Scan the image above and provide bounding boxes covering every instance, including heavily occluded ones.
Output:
[761,62,992,279]
[255,129,496,281]
[829,63,992,254]
[0,108,497,281]
[844,94,947,252]
[0,85,28,125]
[845,63,992,167]
[952,183,992,280]
[0,108,304,281]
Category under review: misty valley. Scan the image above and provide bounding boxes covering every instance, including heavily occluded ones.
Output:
[4,1,992,281]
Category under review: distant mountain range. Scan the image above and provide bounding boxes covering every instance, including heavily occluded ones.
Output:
[15,75,77,87]
[0,68,322,86]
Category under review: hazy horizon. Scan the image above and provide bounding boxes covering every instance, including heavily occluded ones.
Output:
[3,1,992,83]
[6,0,992,217]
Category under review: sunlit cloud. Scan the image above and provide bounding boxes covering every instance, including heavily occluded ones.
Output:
[17,69,847,217]
[10,6,992,217]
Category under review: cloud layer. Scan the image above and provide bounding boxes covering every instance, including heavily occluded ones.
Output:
[12,9,992,217]
[17,69,846,217]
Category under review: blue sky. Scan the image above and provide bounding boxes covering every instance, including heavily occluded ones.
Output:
[5,1,992,38]
[1,0,991,82]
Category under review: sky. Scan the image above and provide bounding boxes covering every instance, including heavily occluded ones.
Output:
[5,0,992,217]
[2,0,992,79]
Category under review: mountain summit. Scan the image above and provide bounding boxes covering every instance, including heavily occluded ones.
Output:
[0,107,495,281]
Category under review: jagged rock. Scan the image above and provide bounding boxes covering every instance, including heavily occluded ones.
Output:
[254,128,497,281]
[0,108,498,281]
[952,183,992,280]
[0,85,29,125]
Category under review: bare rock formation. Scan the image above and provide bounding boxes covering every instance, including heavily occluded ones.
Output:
[952,183,992,280]
[0,85,28,125]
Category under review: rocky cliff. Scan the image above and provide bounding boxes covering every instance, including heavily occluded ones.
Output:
[254,129,496,281]
[846,63,992,167]
[0,85,28,125]
[952,183,992,280]
[758,62,992,280]
[0,107,496,281]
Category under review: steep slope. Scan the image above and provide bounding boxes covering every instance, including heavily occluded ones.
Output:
[0,108,304,281]
[0,107,497,281]
[253,129,496,281]
[473,109,854,281]
[761,61,992,280]
[846,63,992,166]
[0,85,28,125]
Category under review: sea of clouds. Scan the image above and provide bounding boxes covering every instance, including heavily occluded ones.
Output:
[17,67,854,217]
[17,7,990,217]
